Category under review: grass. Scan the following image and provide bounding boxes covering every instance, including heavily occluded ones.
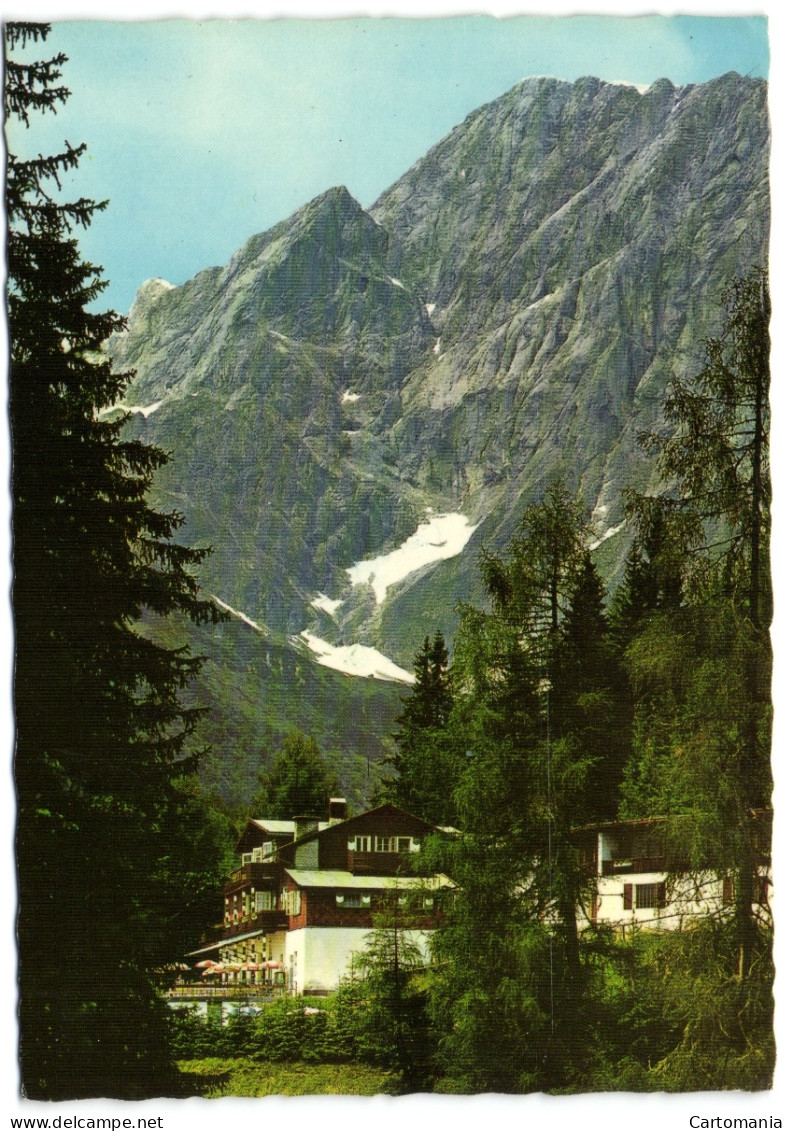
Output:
[176,1057,400,1097]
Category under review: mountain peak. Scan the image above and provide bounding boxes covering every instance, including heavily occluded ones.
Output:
[131,276,174,306]
[121,276,177,325]
[299,184,377,233]
[312,184,359,209]
[107,72,768,804]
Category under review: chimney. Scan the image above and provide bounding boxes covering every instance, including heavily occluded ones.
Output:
[293,815,320,841]
[328,798,347,824]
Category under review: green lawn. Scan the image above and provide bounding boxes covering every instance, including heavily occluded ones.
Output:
[176,1057,399,1096]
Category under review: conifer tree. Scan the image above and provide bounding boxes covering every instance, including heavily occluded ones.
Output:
[7,23,224,1098]
[342,893,434,1092]
[555,554,630,822]
[249,731,338,819]
[429,486,625,1088]
[622,270,771,977]
[387,631,458,824]
[608,506,685,652]
[637,270,770,631]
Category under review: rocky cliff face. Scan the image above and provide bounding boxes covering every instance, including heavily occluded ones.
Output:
[108,73,769,803]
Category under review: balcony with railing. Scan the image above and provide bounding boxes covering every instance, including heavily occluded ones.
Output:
[164,983,286,1001]
[347,850,415,875]
[221,908,287,941]
[602,856,666,876]
[226,861,279,889]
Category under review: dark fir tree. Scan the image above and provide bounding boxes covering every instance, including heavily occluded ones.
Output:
[340,893,434,1092]
[7,24,225,1098]
[554,554,630,823]
[387,631,459,825]
[608,505,685,653]
[427,485,625,1089]
[249,731,339,819]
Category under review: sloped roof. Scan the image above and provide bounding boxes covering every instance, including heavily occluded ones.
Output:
[235,817,331,854]
[284,802,444,851]
[187,928,263,956]
[284,868,454,890]
[250,819,298,835]
[234,803,452,857]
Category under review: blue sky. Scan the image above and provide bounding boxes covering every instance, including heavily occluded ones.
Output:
[5,9,771,313]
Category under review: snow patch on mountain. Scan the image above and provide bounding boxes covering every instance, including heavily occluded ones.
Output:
[589,521,626,551]
[311,593,343,617]
[299,632,414,683]
[342,389,361,403]
[97,399,163,419]
[346,512,478,604]
[128,400,163,417]
[210,594,266,634]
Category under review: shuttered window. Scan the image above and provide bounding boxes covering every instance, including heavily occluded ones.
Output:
[623,883,633,911]
[335,892,372,908]
[635,882,666,910]
[282,889,301,916]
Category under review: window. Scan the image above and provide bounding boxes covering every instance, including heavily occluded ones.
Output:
[335,892,372,908]
[241,852,253,864]
[255,890,276,912]
[352,835,371,853]
[636,882,666,910]
[374,835,413,852]
[755,875,771,906]
[282,889,302,917]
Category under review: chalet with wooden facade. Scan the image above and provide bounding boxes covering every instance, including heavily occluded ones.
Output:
[573,811,772,934]
[189,800,453,995]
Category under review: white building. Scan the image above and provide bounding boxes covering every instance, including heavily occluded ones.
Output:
[574,814,772,935]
